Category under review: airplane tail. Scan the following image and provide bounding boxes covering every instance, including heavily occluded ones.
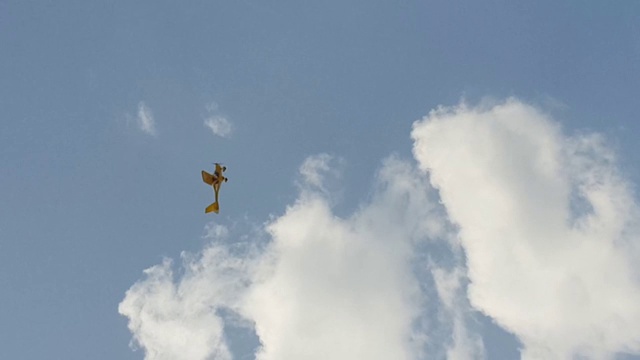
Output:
[205,202,219,214]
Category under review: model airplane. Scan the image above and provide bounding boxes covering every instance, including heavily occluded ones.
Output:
[202,163,228,214]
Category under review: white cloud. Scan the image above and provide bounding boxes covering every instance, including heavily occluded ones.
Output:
[121,97,640,360]
[203,102,233,138]
[118,227,255,360]
[412,98,640,359]
[204,116,233,138]
[432,266,485,360]
[244,165,428,359]
[120,155,446,360]
[298,153,333,189]
[296,154,346,200]
[136,102,157,136]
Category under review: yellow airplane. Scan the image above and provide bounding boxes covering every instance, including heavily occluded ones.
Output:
[202,163,228,214]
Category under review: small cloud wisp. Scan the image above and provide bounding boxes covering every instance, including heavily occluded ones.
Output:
[136,102,157,136]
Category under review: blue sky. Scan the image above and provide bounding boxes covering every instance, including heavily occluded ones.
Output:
[2,1,640,359]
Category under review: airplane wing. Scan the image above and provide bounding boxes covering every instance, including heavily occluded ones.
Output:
[202,170,215,185]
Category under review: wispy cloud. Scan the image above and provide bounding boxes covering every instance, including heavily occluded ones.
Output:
[204,116,232,138]
[120,98,640,360]
[135,102,157,136]
[431,266,485,360]
[296,154,346,201]
[298,153,333,189]
[203,102,233,138]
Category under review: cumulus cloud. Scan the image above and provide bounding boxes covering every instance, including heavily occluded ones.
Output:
[118,229,256,360]
[120,154,447,360]
[135,102,157,136]
[412,98,640,359]
[244,158,436,360]
[120,97,640,360]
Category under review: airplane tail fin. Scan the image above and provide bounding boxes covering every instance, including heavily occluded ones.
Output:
[202,171,214,185]
[205,202,219,214]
